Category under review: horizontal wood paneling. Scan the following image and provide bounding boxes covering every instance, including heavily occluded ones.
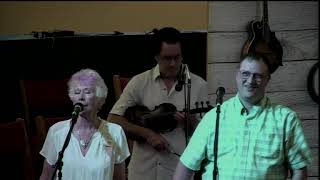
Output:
[207,30,318,63]
[267,1,319,31]
[309,148,319,177]
[302,120,319,148]
[208,1,257,32]
[208,91,318,120]
[267,91,319,120]
[277,30,319,61]
[207,32,246,63]
[208,1,318,31]
[207,60,317,94]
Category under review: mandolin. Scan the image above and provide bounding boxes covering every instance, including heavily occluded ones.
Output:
[124,102,213,133]
[241,0,283,73]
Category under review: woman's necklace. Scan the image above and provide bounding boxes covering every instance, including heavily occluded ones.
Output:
[76,129,96,149]
[74,118,101,150]
[79,139,90,149]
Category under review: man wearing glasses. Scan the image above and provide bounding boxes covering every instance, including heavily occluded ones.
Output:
[108,27,208,180]
[174,53,312,180]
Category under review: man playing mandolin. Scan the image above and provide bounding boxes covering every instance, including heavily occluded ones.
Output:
[107,27,209,180]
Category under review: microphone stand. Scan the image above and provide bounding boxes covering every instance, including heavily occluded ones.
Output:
[213,87,224,180]
[183,65,192,145]
[212,102,221,180]
[183,78,192,144]
[51,113,79,180]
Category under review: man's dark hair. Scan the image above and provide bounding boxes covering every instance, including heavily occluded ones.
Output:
[241,52,273,74]
[153,27,182,55]
[241,52,282,74]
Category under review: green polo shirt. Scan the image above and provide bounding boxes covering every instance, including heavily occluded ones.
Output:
[180,94,312,180]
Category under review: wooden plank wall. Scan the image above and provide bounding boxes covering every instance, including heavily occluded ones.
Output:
[207,1,318,178]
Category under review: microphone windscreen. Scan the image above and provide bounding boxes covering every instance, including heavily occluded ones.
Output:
[216,87,225,105]
[74,103,84,112]
[216,87,225,96]
[175,83,183,92]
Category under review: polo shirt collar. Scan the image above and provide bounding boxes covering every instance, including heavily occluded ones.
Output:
[152,64,161,81]
[235,94,268,116]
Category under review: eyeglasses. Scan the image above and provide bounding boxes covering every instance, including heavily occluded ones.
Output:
[239,70,269,83]
[158,55,183,63]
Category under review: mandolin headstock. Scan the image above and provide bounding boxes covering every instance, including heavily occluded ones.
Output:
[183,101,213,118]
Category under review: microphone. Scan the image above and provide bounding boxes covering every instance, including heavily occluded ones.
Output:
[216,87,225,105]
[175,64,186,92]
[184,64,191,81]
[72,102,84,119]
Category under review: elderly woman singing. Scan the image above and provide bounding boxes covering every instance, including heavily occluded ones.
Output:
[39,69,130,180]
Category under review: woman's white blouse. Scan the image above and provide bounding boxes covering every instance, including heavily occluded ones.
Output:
[40,119,130,180]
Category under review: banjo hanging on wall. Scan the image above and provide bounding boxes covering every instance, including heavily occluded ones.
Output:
[241,0,283,74]
[307,62,319,104]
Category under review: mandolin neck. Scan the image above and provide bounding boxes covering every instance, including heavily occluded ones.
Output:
[263,0,268,25]
[262,0,270,40]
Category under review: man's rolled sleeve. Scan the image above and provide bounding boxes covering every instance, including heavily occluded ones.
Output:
[286,112,312,170]
[180,111,213,171]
